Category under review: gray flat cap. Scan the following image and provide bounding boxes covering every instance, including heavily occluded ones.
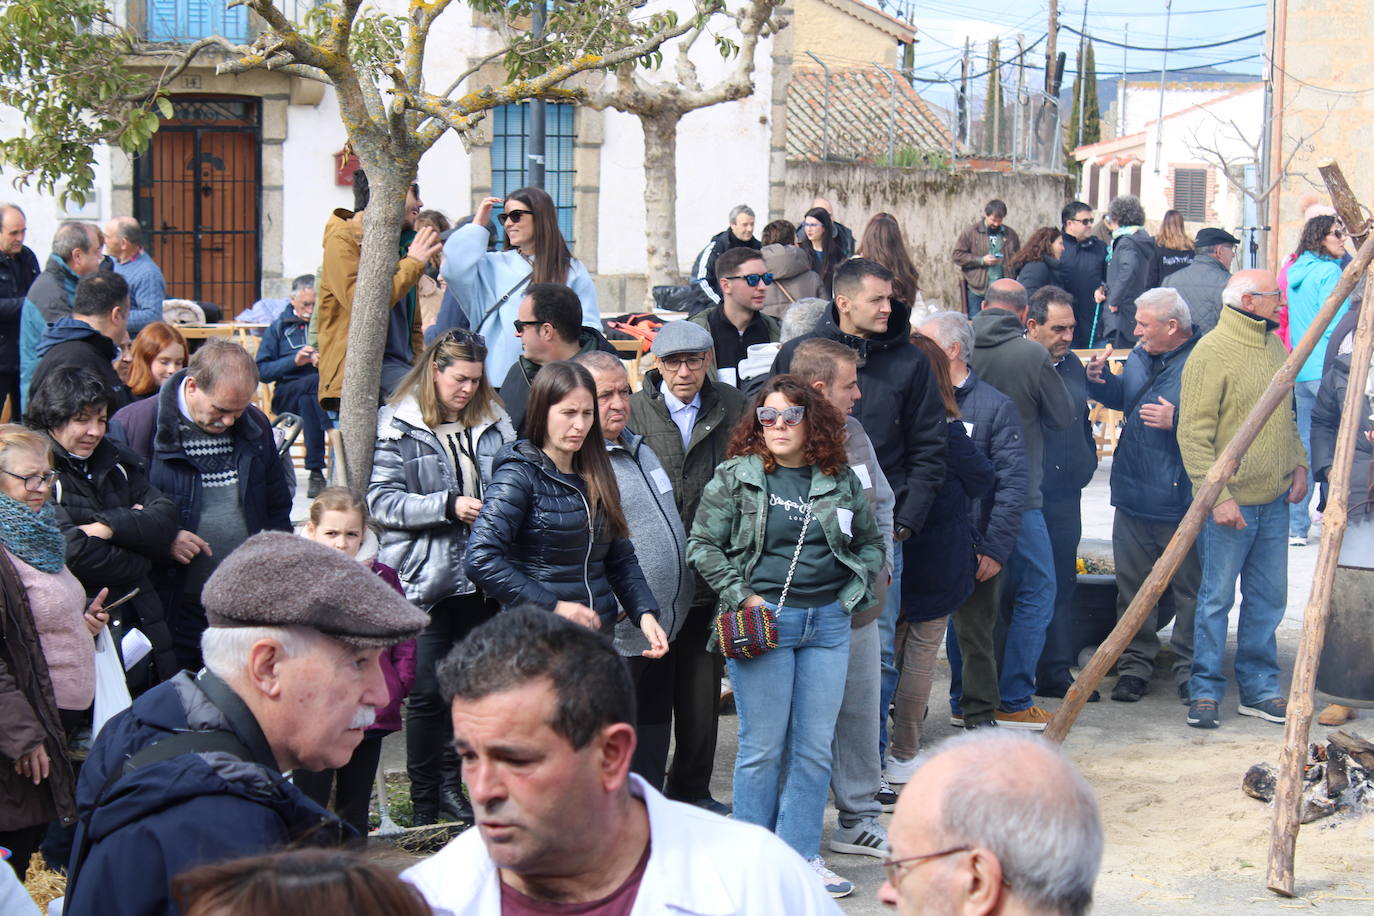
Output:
[651,320,714,358]
[202,532,429,648]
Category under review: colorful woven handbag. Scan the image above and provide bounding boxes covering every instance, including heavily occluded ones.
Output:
[714,500,813,660]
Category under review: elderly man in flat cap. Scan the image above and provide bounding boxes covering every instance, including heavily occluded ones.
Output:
[61,532,428,916]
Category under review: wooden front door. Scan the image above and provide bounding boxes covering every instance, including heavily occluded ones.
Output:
[134,96,261,318]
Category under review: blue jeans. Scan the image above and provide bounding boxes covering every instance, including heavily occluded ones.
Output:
[728,600,851,860]
[877,548,904,757]
[1290,381,1319,538]
[1190,496,1289,705]
[966,289,985,317]
[999,508,1056,711]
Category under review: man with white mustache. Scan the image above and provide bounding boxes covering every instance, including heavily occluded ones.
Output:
[63,532,429,916]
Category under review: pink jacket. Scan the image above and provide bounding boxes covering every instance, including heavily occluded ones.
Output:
[370,560,417,733]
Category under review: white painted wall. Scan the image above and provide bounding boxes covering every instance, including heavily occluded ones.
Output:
[0,113,112,264]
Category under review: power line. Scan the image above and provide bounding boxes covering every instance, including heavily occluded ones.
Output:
[1061,24,1264,52]
[1082,2,1264,16]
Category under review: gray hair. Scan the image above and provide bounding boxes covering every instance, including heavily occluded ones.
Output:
[1221,273,1263,308]
[1136,287,1191,326]
[780,298,829,343]
[291,273,316,292]
[573,350,625,376]
[921,310,975,362]
[1107,194,1145,228]
[921,730,1103,916]
[729,204,755,224]
[107,216,144,249]
[201,625,318,680]
[1195,242,1232,261]
[52,221,96,261]
[187,338,259,393]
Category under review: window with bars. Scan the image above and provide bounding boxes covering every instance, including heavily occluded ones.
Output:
[1173,168,1209,222]
[146,0,248,43]
[490,103,576,248]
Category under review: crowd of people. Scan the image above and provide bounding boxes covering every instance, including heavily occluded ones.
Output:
[0,177,1358,914]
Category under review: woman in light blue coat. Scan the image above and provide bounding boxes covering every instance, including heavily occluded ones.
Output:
[439,186,600,381]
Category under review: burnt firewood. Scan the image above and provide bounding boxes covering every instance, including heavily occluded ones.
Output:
[1300,794,1337,824]
[1328,730,1374,772]
[1245,763,1277,802]
[1327,745,1350,798]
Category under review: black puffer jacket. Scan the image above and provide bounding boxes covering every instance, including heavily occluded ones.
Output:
[47,435,180,691]
[954,367,1028,565]
[465,441,658,628]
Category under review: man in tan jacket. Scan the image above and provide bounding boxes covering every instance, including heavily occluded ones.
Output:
[316,170,440,410]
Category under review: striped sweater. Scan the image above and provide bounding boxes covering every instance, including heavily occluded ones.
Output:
[1178,305,1307,508]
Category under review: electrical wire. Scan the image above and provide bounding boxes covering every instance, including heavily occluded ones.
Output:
[1061,23,1264,52]
[1265,55,1374,96]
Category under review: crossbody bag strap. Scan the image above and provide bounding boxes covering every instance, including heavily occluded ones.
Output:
[475,271,533,335]
[775,499,814,610]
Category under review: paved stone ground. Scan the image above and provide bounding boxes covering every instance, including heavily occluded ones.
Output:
[299,460,1373,913]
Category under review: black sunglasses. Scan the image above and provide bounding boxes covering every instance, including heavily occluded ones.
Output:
[724,272,775,287]
[512,318,546,334]
[436,327,487,356]
[498,209,532,224]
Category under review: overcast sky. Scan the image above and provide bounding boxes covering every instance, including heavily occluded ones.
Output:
[890,1,1267,114]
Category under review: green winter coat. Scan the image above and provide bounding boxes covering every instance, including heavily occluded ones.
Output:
[687,455,885,620]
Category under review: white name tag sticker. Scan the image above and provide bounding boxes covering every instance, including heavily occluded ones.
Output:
[837,508,854,536]
[962,420,975,437]
[650,467,674,494]
[717,367,738,387]
[853,464,873,490]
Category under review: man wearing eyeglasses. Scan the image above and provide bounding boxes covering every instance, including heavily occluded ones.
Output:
[687,246,780,384]
[1058,201,1107,348]
[256,275,328,497]
[1163,227,1240,334]
[878,730,1102,914]
[630,320,745,816]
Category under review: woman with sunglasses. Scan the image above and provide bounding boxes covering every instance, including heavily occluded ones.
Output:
[367,329,515,825]
[688,376,883,898]
[441,187,599,381]
[1286,213,1352,547]
[466,361,668,649]
[0,423,112,876]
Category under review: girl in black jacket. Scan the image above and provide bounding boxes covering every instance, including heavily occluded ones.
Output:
[465,361,668,655]
[1008,227,1065,302]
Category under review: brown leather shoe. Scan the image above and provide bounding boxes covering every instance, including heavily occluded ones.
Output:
[1318,704,1357,726]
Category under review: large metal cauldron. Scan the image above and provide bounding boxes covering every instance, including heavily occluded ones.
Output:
[1316,516,1374,707]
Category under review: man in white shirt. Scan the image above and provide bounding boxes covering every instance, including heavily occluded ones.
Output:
[402,606,840,914]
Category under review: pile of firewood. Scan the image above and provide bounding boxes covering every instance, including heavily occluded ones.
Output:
[1244,730,1374,823]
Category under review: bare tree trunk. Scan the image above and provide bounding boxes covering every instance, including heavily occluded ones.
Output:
[639,110,683,297]
[339,157,416,490]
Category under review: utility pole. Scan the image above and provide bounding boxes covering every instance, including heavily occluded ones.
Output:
[1075,1,1089,147]
[1120,24,1128,136]
[1154,0,1172,174]
[1045,2,1058,95]
[1016,34,1026,161]
[959,37,970,144]
[528,0,547,188]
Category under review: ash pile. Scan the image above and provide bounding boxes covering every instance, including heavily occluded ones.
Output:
[1244,731,1374,823]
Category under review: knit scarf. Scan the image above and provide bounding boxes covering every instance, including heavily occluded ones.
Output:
[1106,225,1142,264]
[0,492,66,573]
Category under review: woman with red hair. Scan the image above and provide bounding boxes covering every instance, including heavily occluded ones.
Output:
[126,321,188,399]
[687,375,883,899]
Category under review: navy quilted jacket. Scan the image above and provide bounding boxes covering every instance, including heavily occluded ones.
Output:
[465,441,658,627]
[952,367,1028,565]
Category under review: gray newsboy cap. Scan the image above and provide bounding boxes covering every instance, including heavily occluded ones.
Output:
[202,532,429,648]
[651,320,714,358]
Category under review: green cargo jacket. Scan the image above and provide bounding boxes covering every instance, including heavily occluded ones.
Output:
[687,455,885,619]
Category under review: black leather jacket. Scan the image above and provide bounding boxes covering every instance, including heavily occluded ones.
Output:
[465,441,658,627]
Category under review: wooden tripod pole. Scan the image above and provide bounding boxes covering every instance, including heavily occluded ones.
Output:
[1266,247,1374,895]
[1045,222,1374,743]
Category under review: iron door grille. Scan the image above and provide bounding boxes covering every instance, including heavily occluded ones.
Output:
[133,97,262,318]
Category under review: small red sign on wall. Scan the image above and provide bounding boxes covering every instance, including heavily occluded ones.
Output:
[334,150,360,187]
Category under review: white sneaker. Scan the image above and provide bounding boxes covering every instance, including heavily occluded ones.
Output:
[808,856,854,898]
[1289,536,1308,547]
[829,818,890,858]
[885,753,919,785]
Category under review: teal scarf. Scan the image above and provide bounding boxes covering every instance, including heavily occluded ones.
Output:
[0,492,66,573]
[1106,225,1142,264]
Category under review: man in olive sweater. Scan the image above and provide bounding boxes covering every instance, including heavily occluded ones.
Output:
[1178,270,1308,730]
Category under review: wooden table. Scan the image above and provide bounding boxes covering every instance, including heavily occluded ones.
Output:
[1072,348,1128,458]
[177,322,269,343]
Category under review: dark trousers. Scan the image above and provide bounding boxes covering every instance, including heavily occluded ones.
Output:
[1038,489,1084,687]
[664,600,723,801]
[171,596,208,672]
[273,375,328,471]
[1,824,46,878]
[294,731,386,842]
[1113,509,1199,685]
[0,371,19,422]
[947,573,1002,724]
[406,593,497,818]
[624,654,675,791]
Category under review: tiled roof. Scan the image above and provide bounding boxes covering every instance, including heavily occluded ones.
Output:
[786,66,956,164]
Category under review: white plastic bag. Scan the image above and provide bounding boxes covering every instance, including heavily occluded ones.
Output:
[92,626,132,738]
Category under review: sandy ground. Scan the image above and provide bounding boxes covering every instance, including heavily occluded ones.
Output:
[300,458,1374,913]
